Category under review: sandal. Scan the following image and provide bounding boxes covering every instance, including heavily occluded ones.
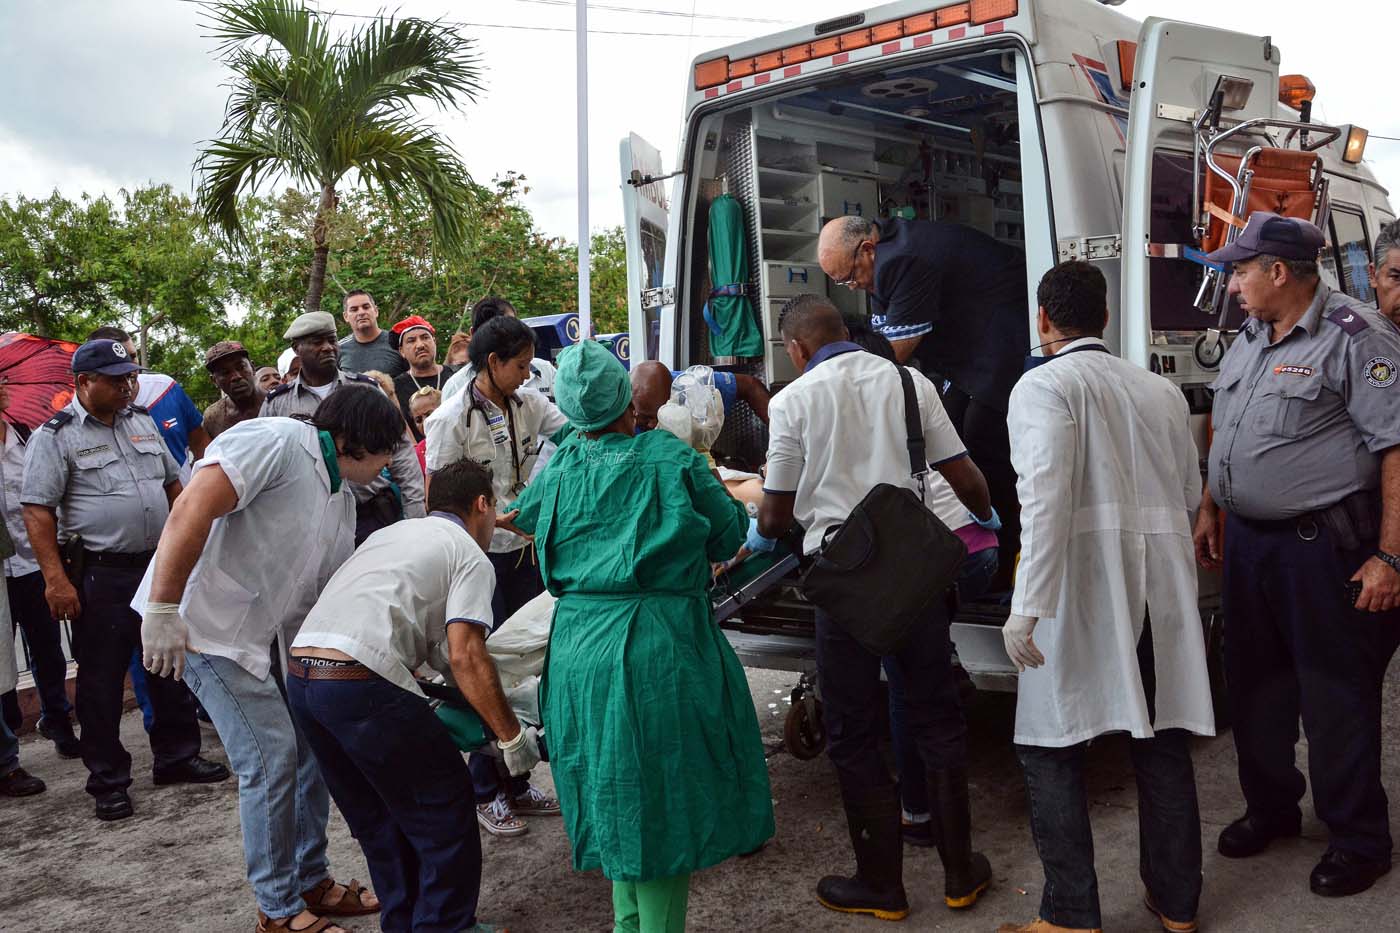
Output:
[256,910,348,933]
[302,877,379,917]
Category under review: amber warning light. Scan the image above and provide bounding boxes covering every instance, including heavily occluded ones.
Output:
[693,0,1019,90]
[1278,74,1316,110]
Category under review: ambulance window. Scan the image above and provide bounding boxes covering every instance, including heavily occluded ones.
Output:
[1147,149,1244,331]
[1328,208,1374,303]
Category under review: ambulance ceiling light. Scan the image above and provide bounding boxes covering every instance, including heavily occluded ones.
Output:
[863,77,938,100]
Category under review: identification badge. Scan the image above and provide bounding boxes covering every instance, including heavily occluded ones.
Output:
[76,444,111,458]
[1273,364,1314,377]
[128,433,160,443]
[491,429,510,446]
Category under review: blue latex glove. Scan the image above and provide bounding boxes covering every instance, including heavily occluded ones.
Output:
[746,517,777,553]
[968,506,1002,532]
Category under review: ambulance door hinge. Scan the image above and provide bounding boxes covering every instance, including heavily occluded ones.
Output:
[1057,235,1122,262]
[641,286,676,310]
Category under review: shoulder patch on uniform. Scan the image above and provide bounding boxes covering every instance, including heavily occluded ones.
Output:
[42,411,73,432]
[1365,357,1397,388]
[1327,306,1371,335]
[265,382,294,400]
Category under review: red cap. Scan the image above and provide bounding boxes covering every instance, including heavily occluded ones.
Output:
[392,315,435,337]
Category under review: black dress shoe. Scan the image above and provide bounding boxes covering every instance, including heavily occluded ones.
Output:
[0,767,47,797]
[153,755,230,786]
[37,717,81,759]
[95,789,133,821]
[1217,813,1301,859]
[1310,849,1392,897]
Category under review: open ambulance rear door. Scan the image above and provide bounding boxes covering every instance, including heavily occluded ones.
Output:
[1119,18,1280,376]
[620,132,674,365]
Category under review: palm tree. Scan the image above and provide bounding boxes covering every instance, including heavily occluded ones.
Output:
[195,0,481,311]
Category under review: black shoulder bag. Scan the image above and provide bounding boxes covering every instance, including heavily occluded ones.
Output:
[797,365,967,656]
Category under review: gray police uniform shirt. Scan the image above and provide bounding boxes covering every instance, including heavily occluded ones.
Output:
[337,331,406,377]
[1207,282,1400,520]
[20,397,181,553]
[259,371,426,518]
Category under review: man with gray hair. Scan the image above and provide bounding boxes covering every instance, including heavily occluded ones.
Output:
[1194,212,1400,898]
[817,215,1027,587]
[1369,218,1400,325]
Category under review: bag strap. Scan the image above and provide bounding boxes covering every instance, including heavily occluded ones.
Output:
[896,365,928,501]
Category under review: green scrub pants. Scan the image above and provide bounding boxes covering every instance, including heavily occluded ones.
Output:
[612,874,690,933]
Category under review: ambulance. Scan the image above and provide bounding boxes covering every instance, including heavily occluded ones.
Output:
[618,0,1394,755]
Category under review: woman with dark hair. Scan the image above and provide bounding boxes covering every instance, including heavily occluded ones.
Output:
[135,385,403,933]
[423,315,568,836]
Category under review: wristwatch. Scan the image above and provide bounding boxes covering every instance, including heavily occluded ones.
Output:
[1375,550,1400,575]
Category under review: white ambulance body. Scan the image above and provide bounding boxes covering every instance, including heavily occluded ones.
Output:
[619,0,1393,708]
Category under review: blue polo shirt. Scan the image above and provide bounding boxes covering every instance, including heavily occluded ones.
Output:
[870,218,1029,412]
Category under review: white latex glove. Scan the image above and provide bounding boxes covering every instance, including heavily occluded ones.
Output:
[141,602,190,680]
[499,725,542,776]
[1003,613,1045,672]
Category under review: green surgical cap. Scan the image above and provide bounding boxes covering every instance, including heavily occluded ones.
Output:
[554,339,633,431]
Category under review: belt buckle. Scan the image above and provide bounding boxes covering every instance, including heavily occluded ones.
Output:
[1296,517,1320,541]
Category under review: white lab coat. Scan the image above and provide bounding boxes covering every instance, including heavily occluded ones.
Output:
[1008,339,1215,747]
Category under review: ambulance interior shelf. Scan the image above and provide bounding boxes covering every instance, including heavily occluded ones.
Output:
[689,48,1027,387]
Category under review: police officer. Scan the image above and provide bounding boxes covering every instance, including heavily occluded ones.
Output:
[261,310,426,543]
[1193,213,1400,898]
[20,339,229,821]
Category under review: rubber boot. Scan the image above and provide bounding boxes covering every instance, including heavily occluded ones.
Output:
[816,785,910,921]
[929,767,993,909]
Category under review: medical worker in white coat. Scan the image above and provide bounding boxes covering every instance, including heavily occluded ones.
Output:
[997,262,1215,933]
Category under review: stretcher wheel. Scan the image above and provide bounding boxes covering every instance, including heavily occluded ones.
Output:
[784,692,826,760]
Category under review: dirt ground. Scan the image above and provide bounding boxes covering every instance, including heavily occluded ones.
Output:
[4,665,1398,933]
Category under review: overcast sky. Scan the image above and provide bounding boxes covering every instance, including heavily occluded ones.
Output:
[1,0,1395,241]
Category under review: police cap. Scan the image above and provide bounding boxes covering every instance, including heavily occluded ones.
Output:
[284,311,337,342]
[72,339,141,376]
[1207,212,1325,263]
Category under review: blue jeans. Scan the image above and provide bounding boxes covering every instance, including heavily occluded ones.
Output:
[885,547,998,817]
[1017,731,1202,927]
[128,649,156,732]
[184,650,330,918]
[288,671,482,933]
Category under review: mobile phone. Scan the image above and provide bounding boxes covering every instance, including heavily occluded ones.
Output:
[1345,580,1364,608]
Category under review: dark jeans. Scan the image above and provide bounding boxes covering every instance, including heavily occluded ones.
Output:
[6,571,72,727]
[1223,514,1400,860]
[287,672,482,933]
[885,547,998,816]
[470,549,543,803]
[815,597,966,801]
[1017,730,1202,928]
[939,386,1019,590]
[75,563,200,796]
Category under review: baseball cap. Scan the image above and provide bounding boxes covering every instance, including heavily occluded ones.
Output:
[392,315,435,337]
[1206,212,1325,264]
[71,339,141,376]
[204,340,249,370]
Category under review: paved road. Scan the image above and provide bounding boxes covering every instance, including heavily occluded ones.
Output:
[4,665,1397,931]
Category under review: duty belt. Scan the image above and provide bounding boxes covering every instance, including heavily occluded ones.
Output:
[83,549,156,569]
[1233,489,1380,550]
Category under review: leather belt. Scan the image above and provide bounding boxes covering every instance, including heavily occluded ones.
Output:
[287,657,375,681]
[84,549,156,569]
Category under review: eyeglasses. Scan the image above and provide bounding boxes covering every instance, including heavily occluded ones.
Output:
[832,240,868,288]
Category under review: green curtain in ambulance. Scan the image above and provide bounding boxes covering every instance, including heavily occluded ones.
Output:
[704,194,763,357]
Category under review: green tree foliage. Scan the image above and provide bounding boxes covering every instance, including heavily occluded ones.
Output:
[0,182,629,407]
[0,192,116,338]
[196,0,482,312]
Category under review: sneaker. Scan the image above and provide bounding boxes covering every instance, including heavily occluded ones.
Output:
[477,792,528,837]
[511,784,561,816]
